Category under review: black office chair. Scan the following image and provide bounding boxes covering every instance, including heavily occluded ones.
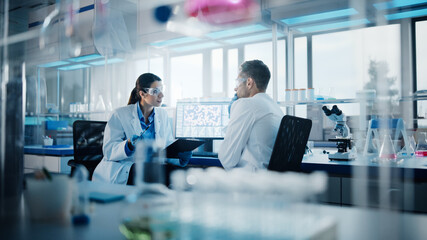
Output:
[68,120,107,180]
[268,115,312,172]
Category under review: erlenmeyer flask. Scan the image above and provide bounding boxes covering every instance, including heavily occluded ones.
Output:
[379,134,397,160]
[397,135,416,157]
[95,95,106,112]
[407,135,416,156]
[415,132,427,157]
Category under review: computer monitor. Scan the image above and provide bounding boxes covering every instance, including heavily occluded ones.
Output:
[175,101,230,139]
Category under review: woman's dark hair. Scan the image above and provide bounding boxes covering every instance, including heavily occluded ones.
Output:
[128,73,161,105]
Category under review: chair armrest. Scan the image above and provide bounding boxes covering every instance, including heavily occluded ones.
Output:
[67,159,102,169]
[67,159,78,167]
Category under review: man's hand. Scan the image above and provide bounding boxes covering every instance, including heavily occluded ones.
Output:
[228,93,239,115]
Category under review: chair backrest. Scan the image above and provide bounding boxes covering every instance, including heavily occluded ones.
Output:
[268,115,312,172]
[72,120,107,176]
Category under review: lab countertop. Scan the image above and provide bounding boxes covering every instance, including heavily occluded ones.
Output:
[22,146,427,180]
[302,149,427,180]
[188,150,427,180]
[24,145,74,156]
[2,181,427,240]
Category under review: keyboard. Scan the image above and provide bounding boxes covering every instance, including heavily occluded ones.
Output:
[192,152,218,158]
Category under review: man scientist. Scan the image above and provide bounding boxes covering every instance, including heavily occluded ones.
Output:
[218,60,284,170]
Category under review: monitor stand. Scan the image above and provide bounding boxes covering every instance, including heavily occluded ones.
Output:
[192,139,218,158]
[203,139,213,152]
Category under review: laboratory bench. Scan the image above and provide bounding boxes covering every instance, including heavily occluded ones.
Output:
[24,145,74,174]
[22,145,427,213]
[300,151,427,212]
[188,151,427,180]
[188,152,427,213]
[2,181,427,240]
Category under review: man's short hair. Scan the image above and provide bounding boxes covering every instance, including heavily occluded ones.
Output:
[240,60,270,91]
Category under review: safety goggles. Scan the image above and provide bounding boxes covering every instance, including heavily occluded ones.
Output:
[235,77,247,88]
[143,86,165,96]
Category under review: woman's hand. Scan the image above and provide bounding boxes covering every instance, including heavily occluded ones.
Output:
[128,134,142,151]
[177,151,193,167]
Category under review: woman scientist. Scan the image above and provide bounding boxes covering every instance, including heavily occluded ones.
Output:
[93,73,191,185]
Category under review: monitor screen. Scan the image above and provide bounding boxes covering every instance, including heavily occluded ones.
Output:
[175,102,230,139]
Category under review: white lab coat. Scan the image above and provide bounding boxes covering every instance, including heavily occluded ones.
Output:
[93,103,174,184]
[218,93,284,171]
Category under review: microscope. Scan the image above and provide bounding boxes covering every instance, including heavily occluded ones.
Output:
[322,105,356,161]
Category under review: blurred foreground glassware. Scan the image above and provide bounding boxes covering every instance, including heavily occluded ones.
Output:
[415,132,427,157]
[133,139,167,188]
[170,169,329,239]
[71,165,90,225]
[120,196,178,240]
[120,139,177,240]
[24,174,72,224]
[185,0,260,25]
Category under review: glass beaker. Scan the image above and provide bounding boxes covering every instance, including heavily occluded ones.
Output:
[415,132,427,157]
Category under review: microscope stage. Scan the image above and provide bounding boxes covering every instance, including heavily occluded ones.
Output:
[328,152,356,161]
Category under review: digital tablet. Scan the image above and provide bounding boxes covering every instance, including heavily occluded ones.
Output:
[89,192,125,203]
[166,139,205,158]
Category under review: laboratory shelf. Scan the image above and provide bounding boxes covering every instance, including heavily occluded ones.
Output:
[400,95,427,101]
[278,98,358,106]
[26,111,108,117]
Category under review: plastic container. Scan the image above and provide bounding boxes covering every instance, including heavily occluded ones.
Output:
[307,88,315,101]
[291,89,298,102]
[299,88,306,102]
[285,89,291,102]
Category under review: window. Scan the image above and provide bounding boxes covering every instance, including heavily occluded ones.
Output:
[244,40,286,99]
[133,57,164,82]
[295,37,308,90]
[245,41,274,97]
[312,24,401,116]
[295,37,308,118]
[170,54,203,106]
[277,40,287,101]
[212,49,224,93]
[227,48,239,98]
[416,20,427,121]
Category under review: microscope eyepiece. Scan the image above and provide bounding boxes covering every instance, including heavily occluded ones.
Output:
[331,105,342,115]
[322,106,332,116]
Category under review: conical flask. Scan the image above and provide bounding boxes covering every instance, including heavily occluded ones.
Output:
[407,135,416,156]
[398,135,416,157]
[379,134,397,160]
[415,132,427,157]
